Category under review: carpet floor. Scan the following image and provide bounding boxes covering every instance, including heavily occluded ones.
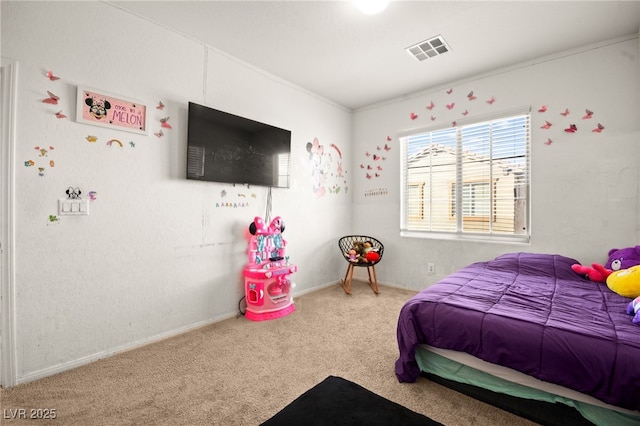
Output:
[0,283,538,425]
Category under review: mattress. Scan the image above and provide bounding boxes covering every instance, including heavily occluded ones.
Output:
[395,252,640,411]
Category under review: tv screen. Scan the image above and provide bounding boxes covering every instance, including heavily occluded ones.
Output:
[186,102,291,188]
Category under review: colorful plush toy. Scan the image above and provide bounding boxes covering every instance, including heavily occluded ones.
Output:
[571,245,640,283]
[626,296,640,324]
[606,265,640,298]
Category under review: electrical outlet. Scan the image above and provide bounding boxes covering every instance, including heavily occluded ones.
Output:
[427,263,435,274]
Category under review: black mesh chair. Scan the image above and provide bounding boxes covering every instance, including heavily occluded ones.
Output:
[338,235,384,294]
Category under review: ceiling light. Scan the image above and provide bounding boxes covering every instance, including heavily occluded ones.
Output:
[406,35,451,61]
[355,0,390,15]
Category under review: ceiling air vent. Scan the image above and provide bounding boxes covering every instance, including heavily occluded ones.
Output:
[406,35,450,61]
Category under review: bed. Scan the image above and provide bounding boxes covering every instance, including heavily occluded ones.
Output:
[395,252,640,426]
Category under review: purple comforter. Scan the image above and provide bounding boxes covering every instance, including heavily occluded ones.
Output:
[395,252,640,411]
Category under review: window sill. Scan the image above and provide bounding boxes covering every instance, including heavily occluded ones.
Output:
[400,230,531,245]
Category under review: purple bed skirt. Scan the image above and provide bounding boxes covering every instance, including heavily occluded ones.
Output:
[395,252,640,411]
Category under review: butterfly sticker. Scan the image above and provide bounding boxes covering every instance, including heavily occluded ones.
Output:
[544,138,553,145]
[365,151,371,157]
[49,160,55,168]
[410,112,418,120]
[129,141,136,147]
[538,105,547,113]
[42,90,59,104]
[48,215,60,223]
[486,96,496,105]
[462,110,468,116]
[430,115,436,121]
[154,129,164,138]
[560,108,570,116]
[592,123,605,133]
[46,70,60,81]
[160,117,172,129]
[386,136,392,141]
[467,91,476,101]
[582,109,594,119]
[24,160,35,167]
[156,101,165,110]
[88,191,97,201]
[541,121,552,129]
[367,165,373,170]
[564,124,578,133]
[446,88,453,94]
[446,103,455,110]
[383,144,391,151]
[426,101,435,110]
[377,165,383,171]
[86,135,98,142]
[366,173,372,179]
[55,111,67,119]
[360,164,365,169]
[451,121,457,127]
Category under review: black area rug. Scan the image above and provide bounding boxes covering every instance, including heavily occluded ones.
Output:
[261,375,443,426]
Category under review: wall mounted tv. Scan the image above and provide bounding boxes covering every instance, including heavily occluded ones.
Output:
[186,102,292,188]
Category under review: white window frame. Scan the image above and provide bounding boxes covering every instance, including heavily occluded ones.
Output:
[400,107,531,243]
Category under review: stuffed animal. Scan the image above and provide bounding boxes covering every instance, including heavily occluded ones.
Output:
[345,241,368,263]
[571,245,640,283]
[626,296,640,324]
[606,265,640,298]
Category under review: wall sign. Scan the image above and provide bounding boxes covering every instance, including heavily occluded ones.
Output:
[76,86,148,135]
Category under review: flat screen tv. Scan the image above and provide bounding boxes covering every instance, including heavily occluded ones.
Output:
[186,102,291,188]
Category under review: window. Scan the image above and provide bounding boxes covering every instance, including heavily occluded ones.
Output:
[400,109,530,241]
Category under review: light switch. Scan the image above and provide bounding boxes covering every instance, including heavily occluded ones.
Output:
[58,199,89,216]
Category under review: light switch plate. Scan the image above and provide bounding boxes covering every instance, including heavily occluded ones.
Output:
[58,199,89,216]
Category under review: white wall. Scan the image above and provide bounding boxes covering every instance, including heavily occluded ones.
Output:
[353,36,640,290]
[1,1,352,384]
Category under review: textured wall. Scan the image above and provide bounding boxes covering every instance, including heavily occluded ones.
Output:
[1,1,352,384]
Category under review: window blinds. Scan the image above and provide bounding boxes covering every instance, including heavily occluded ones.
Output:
[401,110,530,240]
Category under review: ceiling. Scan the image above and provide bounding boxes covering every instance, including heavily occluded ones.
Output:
[108,1,640,110]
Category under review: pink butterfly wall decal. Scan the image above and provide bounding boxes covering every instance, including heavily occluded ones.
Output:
[486,96,496,104]
[156,101,165,110]
[55,111,66,119]
[541,121,552,129]
[582,109,594,119]
[467,91,476,101]
[544,138,553,145]
[42,91,59,104]
[386,136,392,141]
[446,103,455,110]
[538,105,547,113]
[560,108,570,116]
[160,117,172,129]
[446,88,453,94]
[426,101,435,110]
[410,112,418,120]
[154,129,164,138]
[592,123,605,133]
[564,124,577,133]
[46,70,60,81]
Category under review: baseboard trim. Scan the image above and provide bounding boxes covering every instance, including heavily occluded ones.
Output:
[15,311,238,386]
[15,281,341,387]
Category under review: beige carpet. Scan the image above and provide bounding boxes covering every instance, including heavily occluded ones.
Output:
[0,283,537,426]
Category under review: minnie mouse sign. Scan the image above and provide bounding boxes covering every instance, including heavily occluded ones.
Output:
[76,86,148,135]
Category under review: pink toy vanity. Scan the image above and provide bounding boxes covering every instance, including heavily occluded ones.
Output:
[243,216,297,321]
